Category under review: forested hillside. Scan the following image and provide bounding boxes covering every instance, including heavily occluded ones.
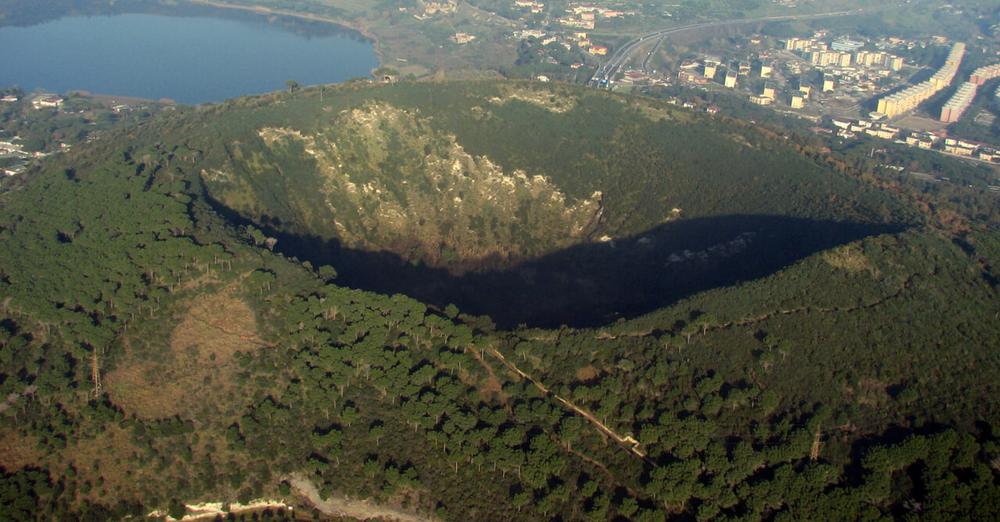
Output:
[0,80,998,521]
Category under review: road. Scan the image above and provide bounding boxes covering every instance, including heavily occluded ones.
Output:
[288,474,434,522]
[589,8,873,87]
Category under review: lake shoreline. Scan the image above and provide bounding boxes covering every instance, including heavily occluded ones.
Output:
[67,90,173,106]
[0,12,378,104]
[182,0,385,75]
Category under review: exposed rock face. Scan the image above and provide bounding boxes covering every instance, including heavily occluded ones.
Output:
[204,102,603,272]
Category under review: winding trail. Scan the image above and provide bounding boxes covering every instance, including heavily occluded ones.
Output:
[552,436,647,499]
[467,347,509,405]
[486,348,649,462]
[595,275,916,342]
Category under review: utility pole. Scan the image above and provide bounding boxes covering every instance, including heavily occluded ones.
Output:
[810,425,822,461]
[91,347,102,397]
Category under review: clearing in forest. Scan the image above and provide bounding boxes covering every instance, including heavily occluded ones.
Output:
[106,283,268,420]
[0,429,43,470]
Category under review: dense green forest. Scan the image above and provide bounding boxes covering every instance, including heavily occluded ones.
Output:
[0,80,998,521]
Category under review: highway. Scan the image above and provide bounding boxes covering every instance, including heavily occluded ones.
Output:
[589,8,872,87]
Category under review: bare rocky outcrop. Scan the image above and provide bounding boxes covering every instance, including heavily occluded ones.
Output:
[206,102,603,273]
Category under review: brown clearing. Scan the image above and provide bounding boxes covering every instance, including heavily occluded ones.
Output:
[0,428,43,470]
[822,245,880,277]
[852,378,891,407]
[468,348,507,404]
[106,283,267,420]
[288,474,436,522]
[61,425,144,502]
[575,365,599,382]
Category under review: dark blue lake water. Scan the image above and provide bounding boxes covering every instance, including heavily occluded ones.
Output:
[0,13,378,104]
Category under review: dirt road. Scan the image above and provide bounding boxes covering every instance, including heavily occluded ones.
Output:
[288,475,434,522]
[487,349,648,460]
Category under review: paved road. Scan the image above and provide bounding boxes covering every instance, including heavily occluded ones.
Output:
[589,8,873,87]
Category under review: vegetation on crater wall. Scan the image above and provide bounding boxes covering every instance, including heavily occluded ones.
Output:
[183,81,912,277]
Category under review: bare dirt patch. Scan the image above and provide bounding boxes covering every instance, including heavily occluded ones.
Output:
[823,245,880,277]
[106,284,267,420]
[893,114,948,133]
[289,474,436,522]
[489,86,577,113]
[855,378,891,407]
[843,377,891,408]
[575,365,599,382]
[0,429,43,470]
[61,425,143,502]
[469,349,507,404]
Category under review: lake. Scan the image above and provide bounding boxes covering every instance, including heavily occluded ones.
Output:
[0,12,378,104]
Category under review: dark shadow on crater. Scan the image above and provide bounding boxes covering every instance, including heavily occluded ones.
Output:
[209,197,905,328]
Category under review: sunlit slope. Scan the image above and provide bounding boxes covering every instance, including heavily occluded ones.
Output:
[147,81,911,272]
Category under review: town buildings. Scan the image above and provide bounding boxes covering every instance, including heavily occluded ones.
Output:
[787,35,904,72]
[558,4,630,29]
[513,0,545,14]
[875,42,964,118]
[704,60,718,78]
[31,95,64,109]
[809,50,853,67]
[449,33,477,44]
[970,63,1000,85]
[724,71,738,88]
[831,37,864,52]
[940,82,977,123]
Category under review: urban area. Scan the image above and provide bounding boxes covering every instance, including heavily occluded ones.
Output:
[471,1,1000,174]
[0,90,157,177]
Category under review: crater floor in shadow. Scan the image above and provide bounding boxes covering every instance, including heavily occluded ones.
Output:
[256,214,905,329]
